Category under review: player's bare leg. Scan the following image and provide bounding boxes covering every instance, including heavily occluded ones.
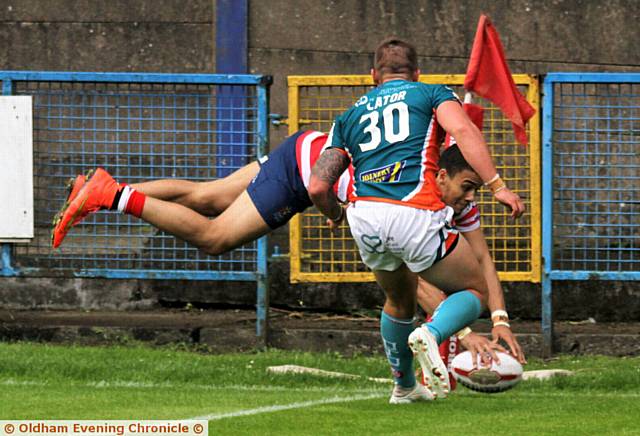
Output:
[131,161,260,216]
[374,265,418,320]
[416,279,446,316]
[408,237,490,399]
[140,189,270,255]
[52,165,267,251]
[419,235,488,301]
[372,266,434,403]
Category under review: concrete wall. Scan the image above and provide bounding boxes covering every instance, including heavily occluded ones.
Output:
[0,0,639,320]
[0,0,214,72]
[252,0,640,145]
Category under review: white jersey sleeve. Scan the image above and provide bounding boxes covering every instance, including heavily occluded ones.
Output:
[453,202,481,233]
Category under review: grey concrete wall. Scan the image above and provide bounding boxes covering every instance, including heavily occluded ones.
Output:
[0,0,214,71]
[2,272,640,322]
[0,0,639,320]
[251,0,640,145]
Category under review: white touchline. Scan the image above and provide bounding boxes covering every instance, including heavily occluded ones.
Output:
[5,379,639,401]
[190,393,386,421]
[0,379,384,394]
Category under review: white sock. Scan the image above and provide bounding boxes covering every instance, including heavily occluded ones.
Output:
[117,185,133,213]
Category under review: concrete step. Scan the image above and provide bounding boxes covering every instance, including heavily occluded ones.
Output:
[1,309,639,357]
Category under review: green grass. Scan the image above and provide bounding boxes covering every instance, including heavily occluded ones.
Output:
[1,342,639,435]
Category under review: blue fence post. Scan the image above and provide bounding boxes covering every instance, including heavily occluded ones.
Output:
[2,78,12,95]
[2,78,15,277]
[1,245,17,277]
[541,76,555,357]
[215,0,248,177]
[255,77,271,347]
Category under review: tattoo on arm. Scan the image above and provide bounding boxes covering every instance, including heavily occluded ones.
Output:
[311,149,350,186]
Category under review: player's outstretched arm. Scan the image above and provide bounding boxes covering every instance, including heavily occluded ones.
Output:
[308,148,350,226]
[436,101,525,219]
[462,228,526,364]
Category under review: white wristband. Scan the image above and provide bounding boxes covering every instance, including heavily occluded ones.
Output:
[484,173,500,186]
[455,327,473,340]
[491,310,509,320]
[493,321,511,329]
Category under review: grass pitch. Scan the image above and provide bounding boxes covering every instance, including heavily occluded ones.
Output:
[1,342,639,435]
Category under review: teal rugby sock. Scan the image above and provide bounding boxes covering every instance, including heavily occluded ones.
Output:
[424,290,482,344]
[380,311,416,388]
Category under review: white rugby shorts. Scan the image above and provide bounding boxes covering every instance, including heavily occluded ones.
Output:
[346,201,459,273]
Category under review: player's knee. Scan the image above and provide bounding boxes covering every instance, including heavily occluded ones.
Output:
[190,188,221,216]
[467,288,488,308]
[385,293,416,318]
[200,236,233,256]
[196,226,228,256]
[201,242,223,256]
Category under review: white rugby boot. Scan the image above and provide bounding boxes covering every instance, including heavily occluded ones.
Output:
[389,382,434,404]
[408,326,451,399]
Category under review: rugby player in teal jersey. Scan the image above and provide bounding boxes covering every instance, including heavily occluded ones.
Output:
[308,37,524,404]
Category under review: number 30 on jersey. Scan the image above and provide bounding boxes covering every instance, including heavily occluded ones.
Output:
[358,101,409,152]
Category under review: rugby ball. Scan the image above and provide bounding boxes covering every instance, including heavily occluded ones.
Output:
[451,351,523,393]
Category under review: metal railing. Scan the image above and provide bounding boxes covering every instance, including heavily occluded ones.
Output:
[0,71,271,342]
[287,74,541,284]
[542,72,640,356]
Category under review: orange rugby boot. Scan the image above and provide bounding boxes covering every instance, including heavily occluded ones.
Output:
[51,168,119,248]
[51,173,87,246]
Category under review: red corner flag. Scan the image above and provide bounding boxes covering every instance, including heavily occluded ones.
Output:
[464,15,535,145]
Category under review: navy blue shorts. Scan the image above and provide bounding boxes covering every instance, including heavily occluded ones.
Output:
[247,131,313,229]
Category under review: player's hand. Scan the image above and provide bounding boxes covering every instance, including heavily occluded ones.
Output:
[492,325,527,365]
[326,204,349,235]
[493,187,525,219]
[460,332,506,368]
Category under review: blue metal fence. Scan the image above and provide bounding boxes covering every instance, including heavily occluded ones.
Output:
[0,71,272,341]
[542,72,640,355]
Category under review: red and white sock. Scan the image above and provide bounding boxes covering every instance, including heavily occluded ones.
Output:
[116,185,146,218]
[438,334,459,391]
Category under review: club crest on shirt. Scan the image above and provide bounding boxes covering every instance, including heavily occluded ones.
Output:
[359,160,406,183]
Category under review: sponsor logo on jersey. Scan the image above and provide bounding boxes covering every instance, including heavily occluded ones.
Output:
[359,160,406,183]
[355,95,369,107]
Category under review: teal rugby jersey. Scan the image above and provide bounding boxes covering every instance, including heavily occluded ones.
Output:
[328,79,459,209]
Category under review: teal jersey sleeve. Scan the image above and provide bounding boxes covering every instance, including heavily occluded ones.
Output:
[425,84,461,110]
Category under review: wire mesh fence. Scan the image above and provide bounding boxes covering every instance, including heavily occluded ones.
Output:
[288,74,541,283]
[1,72,270,279]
